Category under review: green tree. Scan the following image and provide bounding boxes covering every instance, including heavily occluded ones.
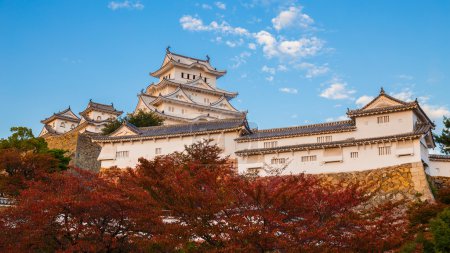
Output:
[0,127,48,152]
[101,110,163,135]
[434,117,450,154]
[430,208,450,252]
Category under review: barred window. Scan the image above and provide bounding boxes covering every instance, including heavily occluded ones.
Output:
[377,116,390,124]
[155,148,162,155]
[271,158,286,164]
[247,167,261,176]
[60,122,65,128]
[317,136,332,143]
[350,152,359,158]
[378,146,391,156]
[263,141,278,148]
[116,151,129,159]
[301,155,317,162]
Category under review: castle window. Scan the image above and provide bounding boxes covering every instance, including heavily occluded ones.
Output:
[193,75,196,79]
[155,148,162,155]
[181,73,185,78]
[204,77,208,83]
[378,146,391,156]
[97,116,102,121]
[301,155,317,162]
[70,124,75,130]
[263,141,278,148]
[317,136,332,143]
[187,74,190,79]
[116,151,129,159]
[204,98,210,104]
[350,152,359,158]
[377,116,390,124]
[60,122,65,128]
[271,158,286,164]
[168,106,175,112]
[181,109,187,114]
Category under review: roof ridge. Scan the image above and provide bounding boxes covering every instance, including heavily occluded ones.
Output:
[255,120,354,133]
[138,118,245,131]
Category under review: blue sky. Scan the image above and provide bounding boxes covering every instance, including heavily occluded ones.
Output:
[1,0,449,138]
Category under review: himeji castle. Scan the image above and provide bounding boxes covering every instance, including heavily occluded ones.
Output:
[42,48,450,178]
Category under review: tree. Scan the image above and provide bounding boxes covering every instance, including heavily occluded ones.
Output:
[434,116,450,154]
[0,127,70,195]
[131,140,407,252]
[102,110,163,135]
[0,168,163,252]
[0,127,48,152]
[430,208,450,252]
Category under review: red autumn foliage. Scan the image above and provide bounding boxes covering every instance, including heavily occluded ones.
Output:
[0,168,163,252]
[0,148,58,196]
[0,140,409,252]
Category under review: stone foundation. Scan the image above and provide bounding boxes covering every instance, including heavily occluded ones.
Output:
[430,176,450,190]
[315,162,434,203]
[44,132,101,172]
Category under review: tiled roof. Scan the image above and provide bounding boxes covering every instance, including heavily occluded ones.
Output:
[41,107,81,124]
[151,49,226,78]
[347,102,418,117]
[147,78,238,98]
[235,131,428,156]
[236,120,356,142]
[92,118,250,142]
[80,100,123,117]
[429,154,450,162]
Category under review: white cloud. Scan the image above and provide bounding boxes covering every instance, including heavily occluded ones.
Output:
[262,65,276,75]
[277,65,288,72]
[296,62,329,78]
[254,31,324,59]
[291,114,298,119]
[272,6,314,31]
[230,51,251,68]
[355,95,374,107]
[201,4,212,9]
[422,104,450,120]
[391,89,414,102]
[180,15,250,36]
[320,81,356,100]
[279,87,298,94]
[325,115,349,122]
[248,43,257,50]
[254,30,278,58]
[266,76,274,82]
[215,2,226,10]
[397,74,414,80]
[108,0,144,10]
[225,38,244,47]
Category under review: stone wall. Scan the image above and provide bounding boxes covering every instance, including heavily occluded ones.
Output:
[315,162,434,203]
[430,176,450,190]
[44,132,101,172]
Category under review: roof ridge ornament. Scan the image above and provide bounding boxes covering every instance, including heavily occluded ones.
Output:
[166,46,171,53]
[380,87,385,95]
[206,54,210,62]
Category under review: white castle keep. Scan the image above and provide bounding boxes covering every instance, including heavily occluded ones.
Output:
[41,48,450,177]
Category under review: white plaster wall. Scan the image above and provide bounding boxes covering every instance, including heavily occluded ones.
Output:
[171,67,217,87]
[87,111,117,121]
[353,111,414,139]
[238,139,423,175]
[49,119,78,134]
[427,160,450,177]
[99,131,240,168]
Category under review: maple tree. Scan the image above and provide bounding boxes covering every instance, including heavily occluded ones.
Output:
[0,140,409,252]
[0,168,164,252]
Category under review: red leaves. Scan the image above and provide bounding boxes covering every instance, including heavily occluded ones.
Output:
[0,140,408,251]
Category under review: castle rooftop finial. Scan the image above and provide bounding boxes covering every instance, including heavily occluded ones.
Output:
[166,46,171,53]
[206,54,210,62]
[380,87,385,95]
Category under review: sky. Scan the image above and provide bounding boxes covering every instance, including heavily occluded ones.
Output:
[1,0,449,139]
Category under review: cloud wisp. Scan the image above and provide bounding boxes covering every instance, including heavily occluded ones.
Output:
[272,6,314,31]
[108,1,144,10]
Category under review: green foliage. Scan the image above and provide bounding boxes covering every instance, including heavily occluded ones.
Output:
[101,118,122,135]
[437,188,450,205]
[408,202,445,227]
[46,149,70,172]
[101,110,163,135]
[0,127,48,153]
[434,116,450,154]
[430,208,450,252]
